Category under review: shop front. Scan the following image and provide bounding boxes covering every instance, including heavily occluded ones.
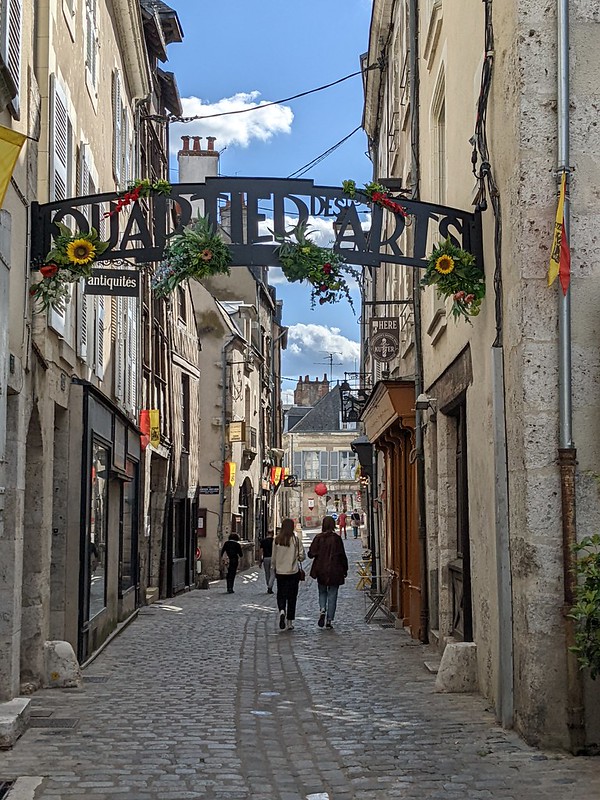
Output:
[69,382,141,663]
[361,380,422,639]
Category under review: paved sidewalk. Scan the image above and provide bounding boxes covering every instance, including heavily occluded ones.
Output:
[1,534,600,799]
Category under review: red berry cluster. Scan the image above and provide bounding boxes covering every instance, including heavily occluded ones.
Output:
[371,191,407,217]
[104,183,143,218]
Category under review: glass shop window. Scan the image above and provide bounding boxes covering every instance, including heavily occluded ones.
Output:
[120,460,137,593]
[89,440,109,619]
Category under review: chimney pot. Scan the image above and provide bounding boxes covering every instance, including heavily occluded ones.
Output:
[207,136,216,152]
[192,136,202,152]
[181,136,190,151]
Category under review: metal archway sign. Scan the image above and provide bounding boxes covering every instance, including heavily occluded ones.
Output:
[31,177,483,270]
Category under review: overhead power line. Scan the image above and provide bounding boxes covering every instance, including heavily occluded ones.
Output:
[287,126,362,179]
[169,63,380,124]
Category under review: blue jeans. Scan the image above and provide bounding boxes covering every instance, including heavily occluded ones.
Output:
[318,583,339,621]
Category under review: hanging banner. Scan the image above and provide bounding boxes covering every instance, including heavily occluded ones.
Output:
[270,466,283,486]
[370,317,400,362]
[223,461,236,487]
[84,268,140,297]
[149,409,160,448]
[139,410,150,451]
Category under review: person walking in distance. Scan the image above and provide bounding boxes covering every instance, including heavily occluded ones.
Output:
[259,529,276,593]
[350,510,361,539]
[308,516,348,629]
[220,532,243,594]
[338,510,347,539]
[272,518,305,631]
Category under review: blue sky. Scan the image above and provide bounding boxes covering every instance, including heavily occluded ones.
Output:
[166,0,374,399]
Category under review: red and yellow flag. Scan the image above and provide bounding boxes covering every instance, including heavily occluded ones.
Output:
[0,125,26,208]
[547,172,571,295]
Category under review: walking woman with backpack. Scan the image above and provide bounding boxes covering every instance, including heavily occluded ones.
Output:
[272,518,306,631]
[308,516,349,629]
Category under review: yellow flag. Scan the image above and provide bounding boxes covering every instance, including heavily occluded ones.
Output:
[548,173,567,287]
[149,409,160,448]
[0,125,26,208]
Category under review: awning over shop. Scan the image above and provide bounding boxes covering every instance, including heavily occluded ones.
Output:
[360,380,415,443]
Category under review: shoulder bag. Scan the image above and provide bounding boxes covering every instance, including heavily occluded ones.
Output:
[295,536,306,580]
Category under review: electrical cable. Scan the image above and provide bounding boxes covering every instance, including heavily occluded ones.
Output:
[169,63,380,123]
[287,126,362,179]
[471,0,503,347]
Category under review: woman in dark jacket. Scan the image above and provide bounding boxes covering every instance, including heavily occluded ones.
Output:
[308,516,349,629]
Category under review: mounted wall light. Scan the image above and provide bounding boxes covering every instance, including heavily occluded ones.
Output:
[415,393,437,412]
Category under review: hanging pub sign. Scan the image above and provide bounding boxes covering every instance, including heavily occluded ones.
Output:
[369,317,400,362]
[84,268,140,297]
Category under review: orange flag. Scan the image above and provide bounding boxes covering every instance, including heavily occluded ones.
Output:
[548,172,571,295]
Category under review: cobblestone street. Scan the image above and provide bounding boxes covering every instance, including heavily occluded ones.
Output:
[1,534,600,800]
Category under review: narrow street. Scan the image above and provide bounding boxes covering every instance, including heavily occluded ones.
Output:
[2,533,599,800]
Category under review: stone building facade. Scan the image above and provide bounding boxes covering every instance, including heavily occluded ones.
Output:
[282,381,361,529]
[0,0,205,741]
[360,0,600,750]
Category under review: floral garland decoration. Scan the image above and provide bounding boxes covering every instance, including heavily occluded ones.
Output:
[105,179,172,218]
[151,214,231,298]
[342,179,407,217]
[30,222,110,311]
[275,221,359,311]
[421,237,485,322]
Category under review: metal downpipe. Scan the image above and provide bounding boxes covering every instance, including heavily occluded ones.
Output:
[556,0,585,754]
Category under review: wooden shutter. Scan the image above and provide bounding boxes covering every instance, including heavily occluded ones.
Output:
[1,0,22,118]
[85,0,98,88]
[77,144,90,360]
[114,296,125,401]
[49,75,69,201]
[293,451,302,480]
[123,111,130,185]
[95,295,105,380]
[112,70,122,184]
[48,75,70,334]
[126,298,138,410]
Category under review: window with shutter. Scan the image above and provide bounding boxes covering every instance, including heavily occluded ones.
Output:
[0,0,22,118]
[95,295,105,380]
[112,70,122,184]
[114,296,125,401]
[85,0,98,93]
[49,76,69,202]
[126,298,138,411]
[76,144,91,360]
[319,451,329,481]
[123,111,130,186]
[48,75,72,335]
[293,451,302,481]
[329,451,339,480]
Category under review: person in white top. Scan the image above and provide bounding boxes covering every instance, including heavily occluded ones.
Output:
[271,518,306,631]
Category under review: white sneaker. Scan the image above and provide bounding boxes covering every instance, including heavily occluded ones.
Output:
[286,619,295,630]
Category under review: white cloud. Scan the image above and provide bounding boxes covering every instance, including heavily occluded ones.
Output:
[284,323,360,383]
[170,93,293,153]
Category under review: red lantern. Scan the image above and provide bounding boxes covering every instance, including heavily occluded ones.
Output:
[314,482,327,497]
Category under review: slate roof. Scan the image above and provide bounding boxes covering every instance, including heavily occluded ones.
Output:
[288,386,343,433]
[284,406,311,432]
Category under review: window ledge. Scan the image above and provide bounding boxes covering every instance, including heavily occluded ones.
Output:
[426,307,447,345]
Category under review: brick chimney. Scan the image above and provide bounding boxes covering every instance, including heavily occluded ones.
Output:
[293,375,330,406]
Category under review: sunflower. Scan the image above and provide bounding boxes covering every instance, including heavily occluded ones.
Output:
[200,249,213,262]
[66,238,96,265]
[435,253,455,274]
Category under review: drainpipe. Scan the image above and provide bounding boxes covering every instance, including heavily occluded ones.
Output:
[556,0,585,754]
[408,0,429,644]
